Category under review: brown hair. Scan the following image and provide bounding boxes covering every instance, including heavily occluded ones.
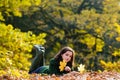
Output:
[54,46,75,68]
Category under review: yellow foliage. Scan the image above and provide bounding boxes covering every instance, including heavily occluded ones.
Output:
[116,37,120,42]
[112,49,120,57]
[114,23,120,34]
[0,70,6,76]
[100,60,120,72]
[0,69,30,79]
[96,39,104,51]
[80,34,95,49]
[13,10,22,17]
[0,12,5,21]
[0,23,46,75]
[80,34,104,51]
[0,0,41,20]
[95,28,101,33]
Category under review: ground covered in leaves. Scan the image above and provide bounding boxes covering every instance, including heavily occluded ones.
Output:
[1,71,120,80]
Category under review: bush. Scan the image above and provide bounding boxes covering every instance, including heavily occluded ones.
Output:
[0,23,46,75]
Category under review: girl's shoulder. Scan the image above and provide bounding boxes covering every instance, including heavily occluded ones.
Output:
[50,58,55,61]
[50,58,59,64]
[50,58,56,62]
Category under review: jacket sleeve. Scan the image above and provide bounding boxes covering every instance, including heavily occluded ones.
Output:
[48,58,61,75]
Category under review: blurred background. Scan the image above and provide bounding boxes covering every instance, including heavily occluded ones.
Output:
[0,0,120,76]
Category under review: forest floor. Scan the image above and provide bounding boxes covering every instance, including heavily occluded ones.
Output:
[1,71,120,80]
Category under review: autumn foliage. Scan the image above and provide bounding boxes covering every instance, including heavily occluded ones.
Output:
[0,0,120,79]
[0,23,46,75]
[0,71,120,80]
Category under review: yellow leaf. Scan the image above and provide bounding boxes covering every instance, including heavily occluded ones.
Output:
[77,64,85,73]
[116,37,120,42]
[59,60,67,72]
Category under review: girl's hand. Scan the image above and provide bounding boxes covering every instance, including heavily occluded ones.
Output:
[64,66,71,72]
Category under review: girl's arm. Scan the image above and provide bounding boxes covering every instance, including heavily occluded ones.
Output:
[49,58,61,75]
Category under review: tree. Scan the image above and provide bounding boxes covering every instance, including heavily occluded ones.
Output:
[0,0,47,76]
[3,0,120,72]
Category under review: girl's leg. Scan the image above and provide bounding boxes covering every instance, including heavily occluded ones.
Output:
[29,45,45,74]
[32,66,44,73]
[32,66,49,74]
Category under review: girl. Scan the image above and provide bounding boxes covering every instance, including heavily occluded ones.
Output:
[29,45,75,75]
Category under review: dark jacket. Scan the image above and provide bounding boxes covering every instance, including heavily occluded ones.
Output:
[38,58,71,75]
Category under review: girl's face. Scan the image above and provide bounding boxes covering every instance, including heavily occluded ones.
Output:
[61,51,73,63]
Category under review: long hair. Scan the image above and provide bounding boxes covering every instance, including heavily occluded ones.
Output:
[54,46,75,68]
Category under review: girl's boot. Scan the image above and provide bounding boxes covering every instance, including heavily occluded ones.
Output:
[29,45,45,74]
